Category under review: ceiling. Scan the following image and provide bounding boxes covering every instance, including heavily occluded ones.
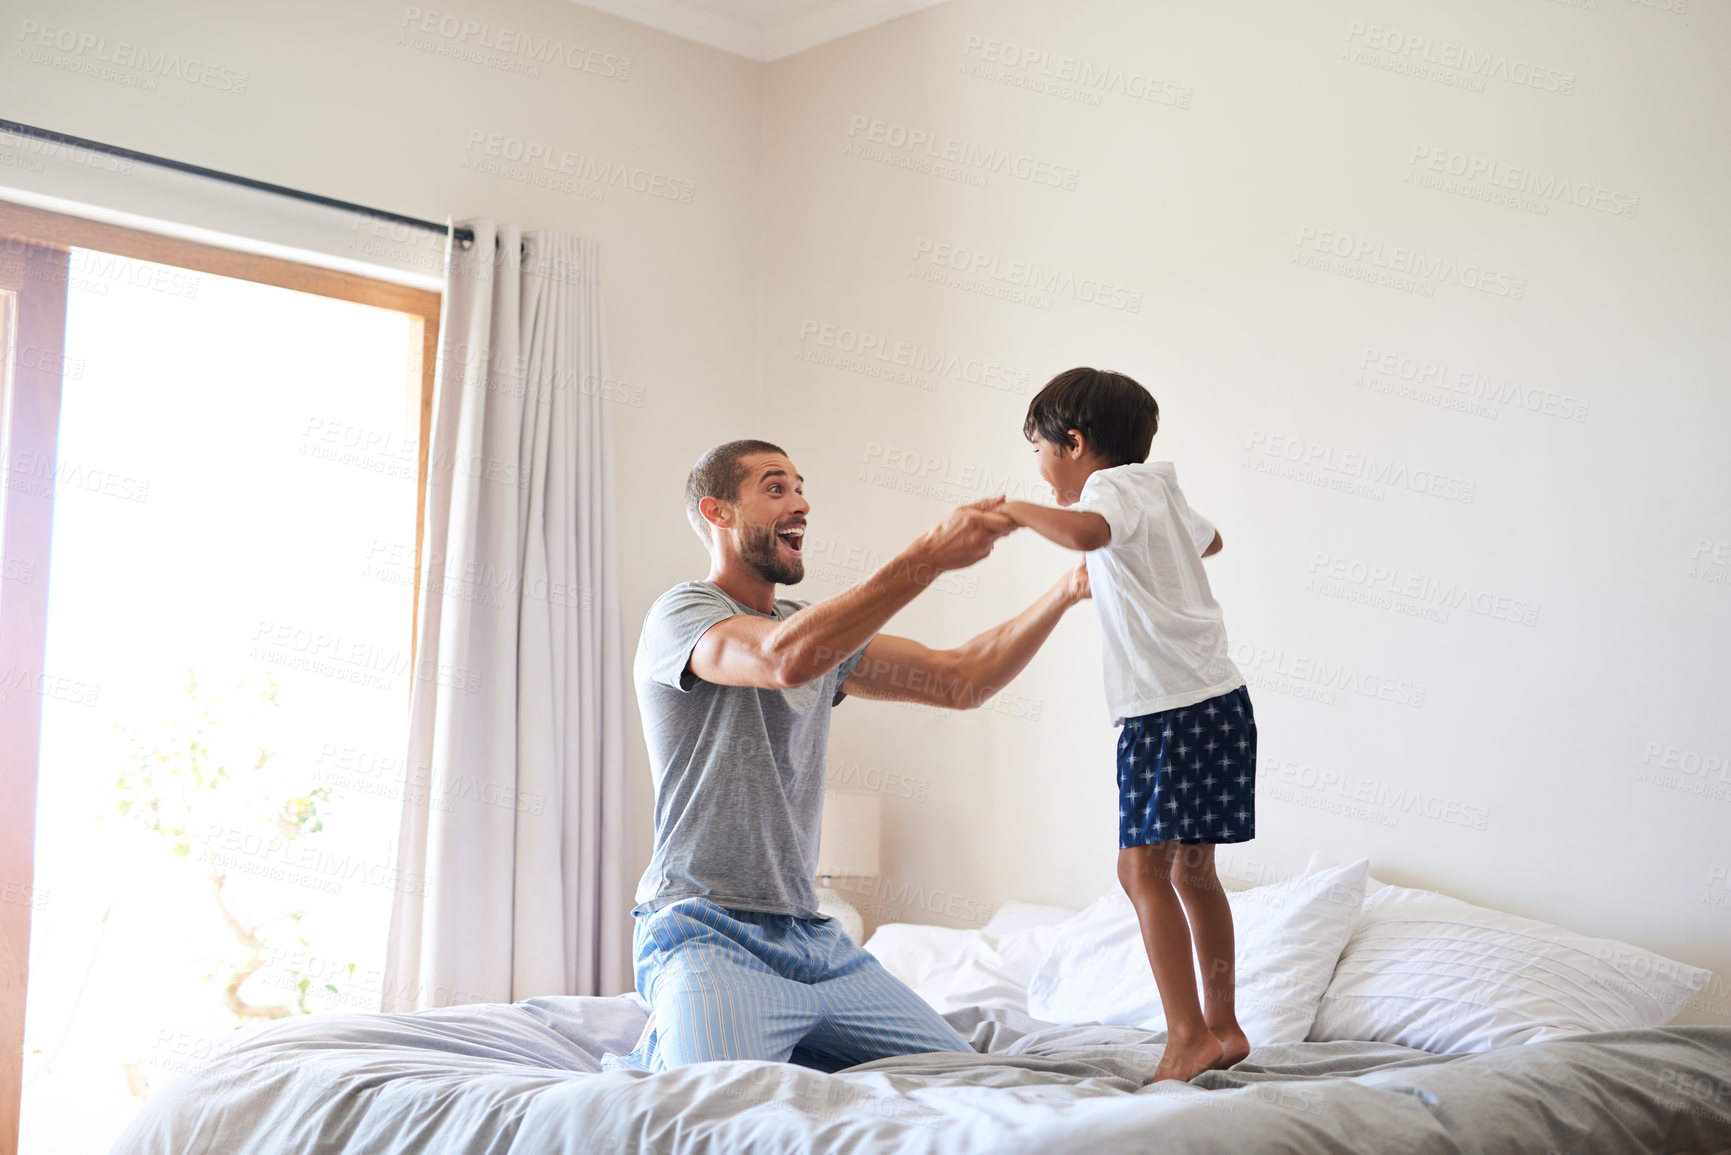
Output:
[566,0,952,61]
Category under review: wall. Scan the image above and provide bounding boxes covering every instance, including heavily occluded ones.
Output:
[3,0,1726,1025]
[0,0,767,988]
[759,0,1731,1025]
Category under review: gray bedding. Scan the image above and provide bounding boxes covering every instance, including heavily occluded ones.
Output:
[110,995,1731,1154]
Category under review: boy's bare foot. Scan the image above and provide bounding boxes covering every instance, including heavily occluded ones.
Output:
[1209,1025,1250,1071]
[1151,1030,1226,1083]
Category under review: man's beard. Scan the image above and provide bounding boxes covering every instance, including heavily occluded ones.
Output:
[739,520,804,586]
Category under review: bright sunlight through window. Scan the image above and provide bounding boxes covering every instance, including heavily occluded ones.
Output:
[20,249,421,1154]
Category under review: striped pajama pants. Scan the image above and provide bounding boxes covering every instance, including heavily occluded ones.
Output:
[600,896,973,1073]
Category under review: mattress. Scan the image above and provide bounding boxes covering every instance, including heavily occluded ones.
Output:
[109,994,1731,1154]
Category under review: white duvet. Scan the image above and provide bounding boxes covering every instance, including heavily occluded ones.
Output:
[107,992,1731,1155]
[108,871,1718,1154]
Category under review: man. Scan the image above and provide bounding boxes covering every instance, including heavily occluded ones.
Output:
[602,439,1089,1073]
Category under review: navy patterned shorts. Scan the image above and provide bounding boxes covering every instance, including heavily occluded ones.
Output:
[1117,685,1257,848]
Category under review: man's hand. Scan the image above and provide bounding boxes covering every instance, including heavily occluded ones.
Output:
[687,499,1019,691]
[1061,562,1091,605]
[906,495,1019,578]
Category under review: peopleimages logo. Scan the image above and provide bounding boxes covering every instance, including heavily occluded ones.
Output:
[1231,643,1427,708]
[462,130,695,204]
[399,6,631,79]
[1407,145,1638,219]
[1243,429,1477,504]
[0,665,100,709]
[803,533,979,601]
[1690,538,1730,589]
[1642,742,1731,784]
[5,450,151,504]
[910,238,1143,313]
[1307,551,1541,628]
[1357,346,1589,423]
[1,131,134,174]
[1262,756,1490,831]
[15,19,250,93]
[845,114,1080,190]
[58,248,200,299]
[1294,226,1526,301]
[858,441,1054,505]
[796,319,1028,395]
[1342,21,1576,95]
[957,34,1193,109]
[832,875,995,925]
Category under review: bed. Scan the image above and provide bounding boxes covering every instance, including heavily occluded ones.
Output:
[110,860,1731,1155]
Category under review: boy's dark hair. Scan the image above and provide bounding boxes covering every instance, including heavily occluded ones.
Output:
[685,439,788,548]
[1023,367,1160,466]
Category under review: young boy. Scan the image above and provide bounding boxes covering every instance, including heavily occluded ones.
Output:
[999,366,1255,1084]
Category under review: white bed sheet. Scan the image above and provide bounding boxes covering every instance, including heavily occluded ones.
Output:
[107,993,1731,1155]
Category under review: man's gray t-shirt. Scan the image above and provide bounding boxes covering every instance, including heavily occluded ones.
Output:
[632,581,869,919]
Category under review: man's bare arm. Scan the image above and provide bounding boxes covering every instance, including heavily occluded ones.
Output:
[689,500,1017,690]
[841,565,1089,708]
[1202,530,1223,557]
[999,500,1111,552]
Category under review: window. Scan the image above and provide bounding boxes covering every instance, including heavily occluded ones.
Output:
[0,200,439,1153]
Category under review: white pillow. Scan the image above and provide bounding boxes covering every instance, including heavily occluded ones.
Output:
[1304,850,1391,894]
[1308,885,1713,1053]
[1026,859,1369,1044]
[861,923,980,996]
[992,923,1062,991]
[981,900,1078,937]
[862,922,1050,1014]
[934,925,1058,1013]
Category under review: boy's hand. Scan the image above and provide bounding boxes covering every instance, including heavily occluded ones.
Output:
[966,494,1018,533]
[910,496,1018,575]
[1061,563,1091,604]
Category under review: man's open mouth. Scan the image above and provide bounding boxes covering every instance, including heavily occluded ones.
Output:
[776,524,805,555]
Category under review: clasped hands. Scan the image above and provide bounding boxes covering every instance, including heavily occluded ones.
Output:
[917,495,1090,604]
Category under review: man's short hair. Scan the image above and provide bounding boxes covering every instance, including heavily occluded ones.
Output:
[685,439,788,548]
[1023,367,1159,467]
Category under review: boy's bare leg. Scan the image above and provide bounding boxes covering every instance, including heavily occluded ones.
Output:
[1118,843,1225,1082]
[1170,844,1249,1069]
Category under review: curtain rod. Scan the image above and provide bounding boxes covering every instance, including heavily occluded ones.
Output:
[0,119,484,249]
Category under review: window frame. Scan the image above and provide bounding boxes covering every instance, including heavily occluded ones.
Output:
[0,198,441,1151]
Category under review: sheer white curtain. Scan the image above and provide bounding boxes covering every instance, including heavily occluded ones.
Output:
[383,220,631,1010]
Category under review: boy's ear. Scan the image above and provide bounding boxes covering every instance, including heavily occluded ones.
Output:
[1065,429,1088,460]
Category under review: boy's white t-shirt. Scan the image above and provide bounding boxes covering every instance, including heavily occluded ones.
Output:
[1071,461,1244,724]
